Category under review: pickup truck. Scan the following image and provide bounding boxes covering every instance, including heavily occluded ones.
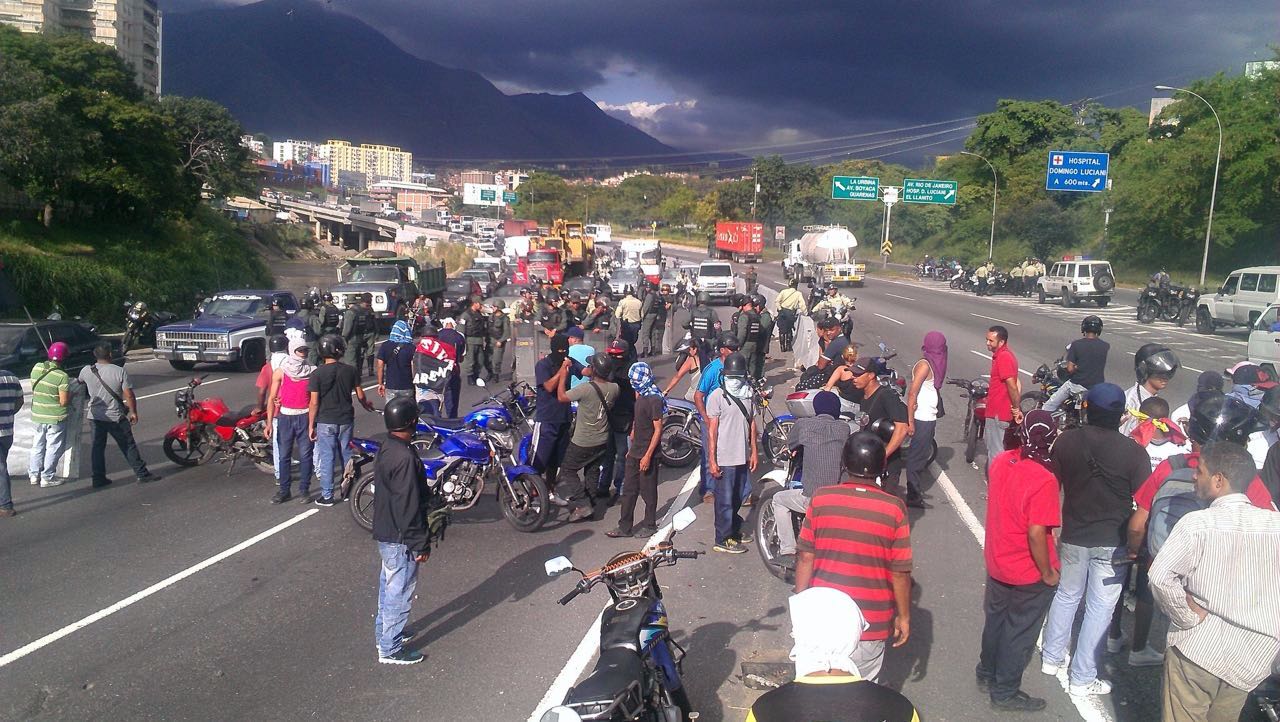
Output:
[154,290,298,372]
[330,250,446,325]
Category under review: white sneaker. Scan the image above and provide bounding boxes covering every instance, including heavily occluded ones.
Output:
[1070,679,1112,696]
[1041,659,1062,676]
[1128,646,1165,667]
[1106,634,1127,654]
[29,476,38,486]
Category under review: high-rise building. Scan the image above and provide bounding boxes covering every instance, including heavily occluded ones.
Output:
[320,140,412,190]
[272,139,315,164]
[0,0,162,95]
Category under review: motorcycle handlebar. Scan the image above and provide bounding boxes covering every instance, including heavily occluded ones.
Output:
[558,585,584,605]
[674,550,701,560]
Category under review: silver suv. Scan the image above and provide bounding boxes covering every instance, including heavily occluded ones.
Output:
[1036,259,1115,308]
[697,261,735,303]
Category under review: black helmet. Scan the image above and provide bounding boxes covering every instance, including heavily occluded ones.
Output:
[716,332,740,351]
[321,292,333,303]
[750,293,766,309]
[300,297,315,311]
[723,352,749,377]
[696,291,710,305]
[843,431,887,479]
[318,334,346,360]
[1135,343,1179,383]
[1187,393,1257,446]
[268,334,289,354]
[1081,315,1103,335]
[732,293,749,308]
[590,352,615,378]
[867,417,897,445]
[1259,386,1280,427]
[788,277,799,288]
[383,394,419,432]
[825,283,837,293]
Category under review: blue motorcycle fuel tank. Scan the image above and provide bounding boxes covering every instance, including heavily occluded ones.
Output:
[464,406,512,429]
[437,431,491,463]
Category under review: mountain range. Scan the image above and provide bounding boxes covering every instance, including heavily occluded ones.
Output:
[163,0,675,162]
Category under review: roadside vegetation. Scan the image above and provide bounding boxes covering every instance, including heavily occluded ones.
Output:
[415,239,474,276]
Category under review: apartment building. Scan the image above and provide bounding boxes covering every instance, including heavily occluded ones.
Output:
[322,140,413,190]
[272,139,316,164]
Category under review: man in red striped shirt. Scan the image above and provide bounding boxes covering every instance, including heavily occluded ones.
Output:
[794,431,913,683]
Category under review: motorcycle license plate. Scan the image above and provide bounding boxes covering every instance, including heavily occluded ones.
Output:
[182,353,197,361]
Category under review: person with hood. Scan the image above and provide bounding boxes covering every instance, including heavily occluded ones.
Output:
[977,410,1062,712]
[746,588,919,722]
[606,361,665,538]
[412,325,455,417]
[267,338,317,503]
[773,391,852,568]
[437,318,466,417]
[905,332,947,508]
[705,352,759,554]
[376,320,417,401]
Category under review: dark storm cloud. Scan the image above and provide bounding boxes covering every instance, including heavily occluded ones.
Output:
[170,0,1276,154]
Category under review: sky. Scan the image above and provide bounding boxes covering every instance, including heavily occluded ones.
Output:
[168,0,1277,159]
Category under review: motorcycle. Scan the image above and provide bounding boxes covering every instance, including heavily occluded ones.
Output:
[1250,672,1280,722]
[162,375,273,474]
[812,298,855,340]
[657,398,701,468]
[756,449,806,584]
[120,300,177,352]
[416,382,537,450]
[1137,283,1200,327]
[541,507,700,722]
[947,377,989,467]
[1020,358,1084,430]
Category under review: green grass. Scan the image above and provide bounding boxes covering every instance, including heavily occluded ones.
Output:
[1,207,272,329]
[415,240,474,277]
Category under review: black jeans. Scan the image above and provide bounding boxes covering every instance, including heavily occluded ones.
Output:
[91,418,150,482]
[904,419,935,499]
[618,455,659,531]
[977,576,1056,701]
[555,441,606,510]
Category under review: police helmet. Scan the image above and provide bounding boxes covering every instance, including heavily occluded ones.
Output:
[751,293,766,309]
[716,332,741,351]
[321,292,333,303]
[696,291,710,305]
[723,352,749,377]
[383,394,419,432]
[318,334,346,360]
[843,431,887,479]
[492,299,506,310]
[825,283,838,293]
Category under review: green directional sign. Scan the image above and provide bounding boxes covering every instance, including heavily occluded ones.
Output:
[502,191,518,204]
[903,178,958,205]
[831,176,879,201]
[479,189,496,202]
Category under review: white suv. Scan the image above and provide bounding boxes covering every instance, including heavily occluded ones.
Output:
[1036,260,1115,308]
[697,261,736,303]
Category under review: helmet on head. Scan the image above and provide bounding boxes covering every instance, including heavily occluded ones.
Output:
[843,431,887,479]
[1081,315,1103,335]
[300,297,314,311]
[867,417,897,445]
[723,352,749,377]
[696,291,710,305]
[734,294,752,308]
[825,283,837,293]
[383,394,419,432]
[567,291,582,303]
[269,335,289,354]
[1187,393,1257,446]
[47,341,68,362]
[1135,343,1179,383]
[751,293,766,309]
[716,332,740,351]
[590,352,615,379]
[492,299,505,310]
[321,292,333,303]
[133,301,149,313]
[788,277,799,288]
[469,294,483,306]
[318,334,346,360]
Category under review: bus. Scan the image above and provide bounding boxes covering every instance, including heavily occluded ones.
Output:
[618,239,663,285]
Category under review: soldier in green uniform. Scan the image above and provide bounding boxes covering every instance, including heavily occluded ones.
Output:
[486,300,512,383]
[458,295,489,386]
[731,294,761,366]
[752,293,774,379]
[357,293,378,378]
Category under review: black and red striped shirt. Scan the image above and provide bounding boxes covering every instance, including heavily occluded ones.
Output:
[797,482,912,641]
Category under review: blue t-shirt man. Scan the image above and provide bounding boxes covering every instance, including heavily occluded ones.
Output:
[698,357,725,399]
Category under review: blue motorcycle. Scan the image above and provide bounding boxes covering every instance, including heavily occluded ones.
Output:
[541,508,700,722]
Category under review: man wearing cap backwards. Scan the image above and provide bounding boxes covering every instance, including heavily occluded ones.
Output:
[1040,383,1151,698]
[977,410,1062,712]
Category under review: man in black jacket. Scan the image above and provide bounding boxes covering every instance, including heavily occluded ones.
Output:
[372,395,432,665]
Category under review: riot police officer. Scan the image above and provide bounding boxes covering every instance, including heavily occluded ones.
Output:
[341,294,375,381]
[265,298,288,339]
[752,293,774,379]
[486,300,511,383]
[731,294,761,366]
[458,295,489,385]
[638,282,666,358]
[683,291,718,365]
[775,278,807,352]
[357,293,377,378]
[309,292,340,365]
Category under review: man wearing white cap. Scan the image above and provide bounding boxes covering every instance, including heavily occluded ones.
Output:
[746,587,919,722]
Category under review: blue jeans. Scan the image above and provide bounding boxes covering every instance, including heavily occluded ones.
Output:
[275,414,314,495]
[374,542,420,657]
[713,464,751,544]
[28,421,66,481]
[985,417,1009,476]
[1041,542,1126,686]
[698,422,710,496]
[596,430,628,494]
[1043,381,1086,412]
[314,422,353,499]
[0,435,12,510]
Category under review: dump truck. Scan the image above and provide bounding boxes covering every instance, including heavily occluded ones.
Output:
[537,219,593,278]
[332,249,445,324]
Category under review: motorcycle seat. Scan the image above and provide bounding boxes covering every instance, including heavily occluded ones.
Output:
[425,415,467,430]
[568,648,643,704]
[217,404,259,427]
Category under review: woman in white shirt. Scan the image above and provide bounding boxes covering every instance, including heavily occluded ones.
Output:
[904,332,946,509]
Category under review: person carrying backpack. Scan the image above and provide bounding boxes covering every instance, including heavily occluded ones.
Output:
[1113,392,1276,668]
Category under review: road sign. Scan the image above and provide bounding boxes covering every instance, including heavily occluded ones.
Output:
[831,176,879,201]
[479,189,496,202]
[502,191,518,203]
[903,178,958,205]
[775,226,785,241]
[1045,151,1109,193]
[882,187,899,207]
[463,182,506,206]
[881,239,893,256]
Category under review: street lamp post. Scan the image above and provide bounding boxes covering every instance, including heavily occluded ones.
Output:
[1156,85,1222,288]
[961,151,998,261]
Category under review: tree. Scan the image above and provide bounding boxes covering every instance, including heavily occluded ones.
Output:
[161,96,255,201]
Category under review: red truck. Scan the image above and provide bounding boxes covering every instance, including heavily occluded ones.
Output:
[504,219,540,237]
[713,221,765,263]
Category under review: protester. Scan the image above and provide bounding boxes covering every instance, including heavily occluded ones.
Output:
[267,339,316,503]
[977,410,1061,712]
[596,339,635,503]
[1150,441,1280,722]
[566,327,593,390]
[694,333,739,503]
[309,334,375,507]
[1128,396,1191,471]
[662,335,704,400]
[774,390,852,567]
[607,361,664,538]
[814,318,851,372]
[794,431,912,683]
[706,352,758,553]
[376,320,416,401]
[1169,370,1224,433]
[28,341,71,487]
[905,332,946,506]
[1040,383,1150,697]
[1122,344,1180,435]
[554,353,619,522]
[438,318,466,417]
[1043,316,1108,412]
[848,357,912,504]
[984,326,1022,475]
[412,325,455,417]
[0,364,22,516]
[81,342,159,487]
[532,333,581,495]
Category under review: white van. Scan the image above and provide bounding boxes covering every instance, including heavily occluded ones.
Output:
[698,261,735,303]
[1246,304,1280,375]
[1196,266,1280,334]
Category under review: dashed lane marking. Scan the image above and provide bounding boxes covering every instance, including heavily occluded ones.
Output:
[969,349,1033,378]
[970,313,1019,326]
[874,313,905,326]
[884,292,917,302]
[135,377,229,401]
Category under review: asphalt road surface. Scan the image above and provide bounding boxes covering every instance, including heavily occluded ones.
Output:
[1,250,1258,722]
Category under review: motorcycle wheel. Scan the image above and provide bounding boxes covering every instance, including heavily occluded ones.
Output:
[1019,390,1047,415]
[500,473,549,533]
[658,415,700,468]
[350,471,375,531]
[754,485,795,584]
[163,431,214,467]
[1161,303,1181,323]
[1137,300,1158,324]
[762,419,794,467]
[964,418,980,465]
[662,657,695,718]
[121,327,136,353]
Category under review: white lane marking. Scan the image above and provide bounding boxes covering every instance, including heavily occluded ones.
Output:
[134,377,228,401]
[933,469,1113,722]
[873,313,905,326]
[0,509,320,668]
[969,349,1033,378]
[970,312,1020,326]
[884,292,916,301]
[1182,365,1204,373]
[529,467,702,722]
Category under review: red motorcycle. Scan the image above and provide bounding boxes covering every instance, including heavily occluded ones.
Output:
[947,377,990,467]
[163,375,274,474]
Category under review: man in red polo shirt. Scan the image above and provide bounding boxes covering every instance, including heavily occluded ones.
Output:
[985,326,1022,476]
[977,410,1062,712]
[794,431,912,683]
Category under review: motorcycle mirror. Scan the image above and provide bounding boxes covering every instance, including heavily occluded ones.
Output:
[544,556,574,578]
[539,706,584,722]
[671,507,696,532]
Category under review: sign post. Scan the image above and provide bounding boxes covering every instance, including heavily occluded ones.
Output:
[880,187,898,268]
[462,182,507,207]
[1045,151,1109,193]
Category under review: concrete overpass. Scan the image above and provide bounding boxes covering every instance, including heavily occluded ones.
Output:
[259,196,404,252]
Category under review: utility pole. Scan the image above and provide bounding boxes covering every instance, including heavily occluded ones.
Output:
[751,166,760,221]
[961,151,998,261]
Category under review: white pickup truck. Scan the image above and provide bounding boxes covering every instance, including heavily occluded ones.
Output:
[1247,303,1280,374]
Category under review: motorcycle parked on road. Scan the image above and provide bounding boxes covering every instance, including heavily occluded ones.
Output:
[1137,283,1200,327]
[658,398,701,468]
[120,300,177,352]
[162,375,273,474]
[540,507,700,722]
[947,377,989,467]
[755,450,806,584]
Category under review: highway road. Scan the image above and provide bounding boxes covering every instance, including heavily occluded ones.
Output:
[1,250,1260,722]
